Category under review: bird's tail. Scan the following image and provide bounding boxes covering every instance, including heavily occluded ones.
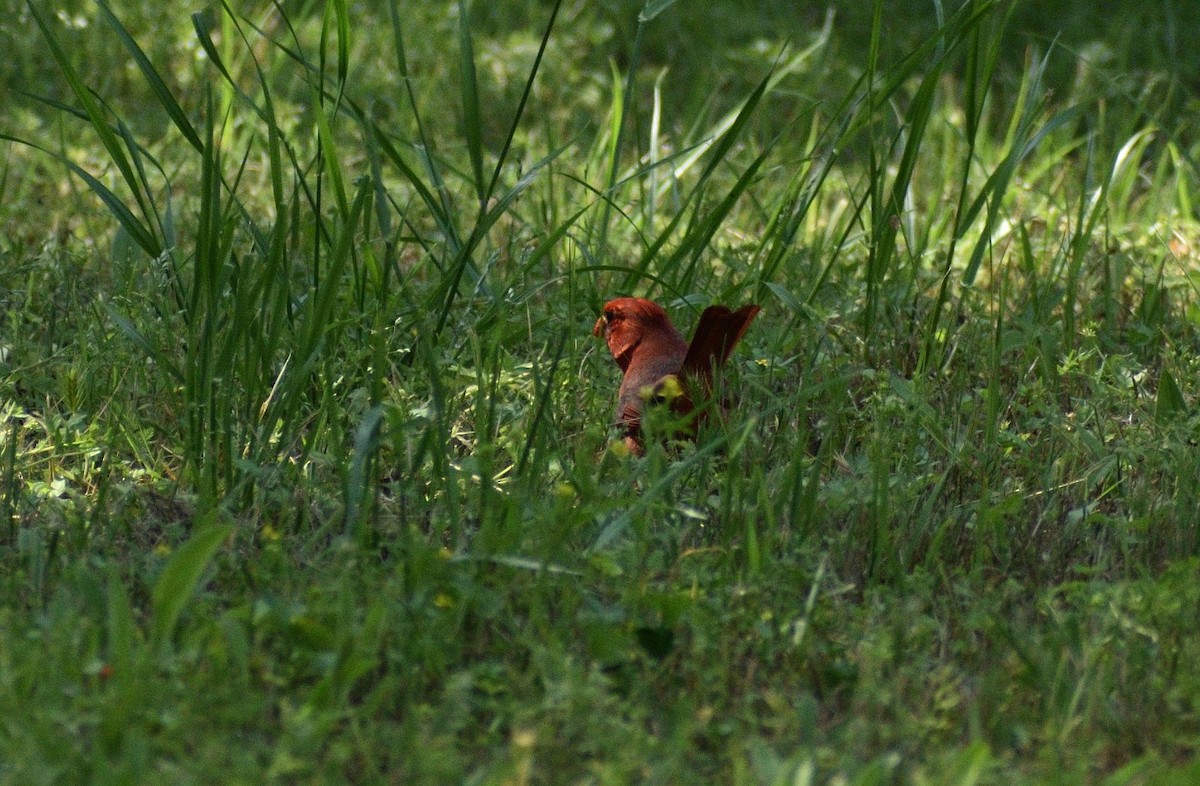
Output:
[681,304,761,384]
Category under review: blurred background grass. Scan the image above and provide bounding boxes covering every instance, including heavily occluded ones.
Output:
[5,1,1197,140]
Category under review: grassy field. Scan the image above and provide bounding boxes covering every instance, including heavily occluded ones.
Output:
[2,0,1200,782]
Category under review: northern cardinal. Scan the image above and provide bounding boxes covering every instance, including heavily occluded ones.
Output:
[593,297,761,455]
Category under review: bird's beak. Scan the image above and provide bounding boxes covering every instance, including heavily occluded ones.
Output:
[592,314,607,338]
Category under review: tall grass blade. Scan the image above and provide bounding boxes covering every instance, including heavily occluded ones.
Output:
[597,16,643,257]
[369,127,453,242]
[458,0,486,204]
[25,1,157,243]
[191,11,269,123]
[329,0,351,96]
[516,332,568,478]
[667,145,773,294]
[484,0,563,201]
[915,6,1010,371]
[314,84,350,219]
[431,0,564,338]
[0,131,161,258]
[624,69,773,293]
[96,0,202,152]
[387,0,456,231]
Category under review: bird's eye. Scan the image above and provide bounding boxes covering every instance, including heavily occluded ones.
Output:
[604,309,617,322]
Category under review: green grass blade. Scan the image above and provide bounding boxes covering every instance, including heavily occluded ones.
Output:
[624,69,773,293]
[104,305,182,382]
[483,0,563,201]
[314,84,350,219]
[331,0,350,92]
[0,132,162,258]
[345,404,387,534]
[639,0,679,22]
[664,145,773,294]
[516,332,567,478]
[597,22,642,257]
[191,11,269,123]
[96,0,202,152]
[386,0,455,228]
[458,0,486,205]
[149,522,233,656]
[1155,368,1187,425]
[106,567,138,677]
[26,0,155,232]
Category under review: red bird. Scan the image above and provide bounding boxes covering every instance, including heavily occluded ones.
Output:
[593,297,760,454]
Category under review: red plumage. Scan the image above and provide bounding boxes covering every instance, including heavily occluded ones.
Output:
[593,297,760,454]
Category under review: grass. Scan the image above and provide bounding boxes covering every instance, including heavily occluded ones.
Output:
[2,0,1200,782]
